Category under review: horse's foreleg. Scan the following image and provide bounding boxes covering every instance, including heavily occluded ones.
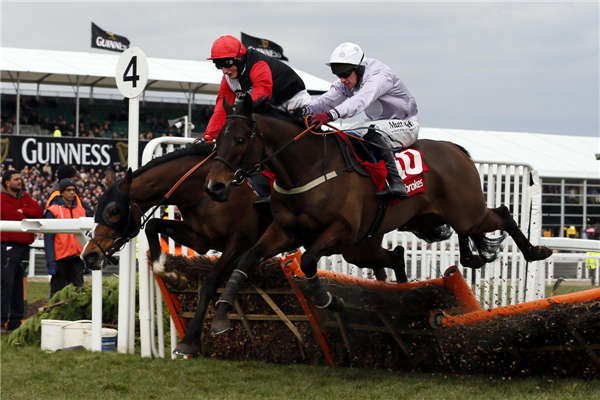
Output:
[301,221,352,312]
[174,232,250,356]
[145,218,209,290]
[476,206,552,262]
[211,222,298,335]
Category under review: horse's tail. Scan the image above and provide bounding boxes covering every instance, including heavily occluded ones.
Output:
[470,232,506,263]
[411,224,453,243]
[454,143,472,159]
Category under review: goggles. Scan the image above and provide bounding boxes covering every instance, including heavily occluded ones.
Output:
[335,68,356,79]
[214,58,235,69]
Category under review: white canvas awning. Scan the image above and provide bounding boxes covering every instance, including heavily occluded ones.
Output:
[419,127,599,180]
[0,47,331,94]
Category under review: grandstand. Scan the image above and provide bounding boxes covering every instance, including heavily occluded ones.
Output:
[1,95,212,137]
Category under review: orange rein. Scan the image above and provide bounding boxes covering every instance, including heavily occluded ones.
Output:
[301,115,365,142]
[164,144,215,199]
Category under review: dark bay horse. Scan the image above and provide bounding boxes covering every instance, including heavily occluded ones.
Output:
[80,142,272,356]
[204,96,552,334]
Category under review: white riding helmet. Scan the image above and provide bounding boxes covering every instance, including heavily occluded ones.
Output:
[326,42,364,75]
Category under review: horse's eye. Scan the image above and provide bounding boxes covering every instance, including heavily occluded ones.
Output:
[106,207,121,222]
[235,137,246,145]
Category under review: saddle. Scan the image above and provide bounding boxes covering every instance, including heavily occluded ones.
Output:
[332,133,372,178]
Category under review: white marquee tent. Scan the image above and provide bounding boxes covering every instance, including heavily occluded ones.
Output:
[2,47,598,181]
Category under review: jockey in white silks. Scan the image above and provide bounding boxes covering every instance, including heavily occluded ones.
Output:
[304,42,419,200]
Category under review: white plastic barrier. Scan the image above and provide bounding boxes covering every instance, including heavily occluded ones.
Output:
[137,137,196,358]
[0,218,103,351]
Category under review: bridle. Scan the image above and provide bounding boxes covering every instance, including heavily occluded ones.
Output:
[88,185,144,266]
[213,114,265,190]
[88,149,216,267]
[212,114,356,191]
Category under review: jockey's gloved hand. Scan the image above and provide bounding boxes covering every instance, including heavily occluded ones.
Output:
[47,268,56,276]
[311,113,330,129]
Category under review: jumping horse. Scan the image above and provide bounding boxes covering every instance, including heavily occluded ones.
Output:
[204,96,552,334]
[80,142,272,356]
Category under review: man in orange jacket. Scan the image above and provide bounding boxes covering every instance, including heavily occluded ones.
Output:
[1,170,43,332]
[44,179,87,298]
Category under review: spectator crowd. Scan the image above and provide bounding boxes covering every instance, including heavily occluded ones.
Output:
[1,96,213,139]
[0,162,126,218]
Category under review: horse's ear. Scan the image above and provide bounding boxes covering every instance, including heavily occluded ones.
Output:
[118,168,133,194]
[222,96,234,116]
[105,167,116,187]
[242,94,253,117]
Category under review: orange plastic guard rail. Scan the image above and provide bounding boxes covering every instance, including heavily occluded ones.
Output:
[441,266,483,313]
[287,255,447,293]
[430,287,600,329]
[287,255,480,313]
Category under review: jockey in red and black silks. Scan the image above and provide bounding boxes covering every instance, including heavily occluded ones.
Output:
[204,35,311,141]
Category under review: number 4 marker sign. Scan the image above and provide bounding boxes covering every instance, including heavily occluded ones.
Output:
[116,47,149,99]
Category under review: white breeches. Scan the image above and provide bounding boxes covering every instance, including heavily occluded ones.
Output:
[345,115,420,149]
[279,90,312,113]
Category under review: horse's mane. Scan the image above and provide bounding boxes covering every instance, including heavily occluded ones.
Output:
[133,142,214,177]
[247,97,306,129]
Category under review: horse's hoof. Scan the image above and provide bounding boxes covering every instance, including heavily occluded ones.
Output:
[462,255,485,269]
[174,275,188,291]
[526,246,553,261]
[172,342,196,357]
[211,318,231,336]
[325,295,345,312]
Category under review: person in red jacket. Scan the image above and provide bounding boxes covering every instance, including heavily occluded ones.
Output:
[1,170,43,332]
[203,35,311,141]
[44,179,87,298]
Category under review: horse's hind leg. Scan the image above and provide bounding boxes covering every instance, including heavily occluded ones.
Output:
[458,235,486,269]
[347,242,408,283]
[473,206,552,262]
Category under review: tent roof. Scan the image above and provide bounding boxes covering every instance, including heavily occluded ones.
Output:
[0,47,331,95]
[419,127,599,180]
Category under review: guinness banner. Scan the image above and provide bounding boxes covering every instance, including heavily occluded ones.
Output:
[91,22,130,53]
[1,136,149,171]
[241,32,288,61]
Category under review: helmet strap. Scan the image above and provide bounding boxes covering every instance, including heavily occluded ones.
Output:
[355,65,365,85]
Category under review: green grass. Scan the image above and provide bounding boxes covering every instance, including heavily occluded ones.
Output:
[6,281,600,399]
[2,336,600,400]
[28,281,51,303]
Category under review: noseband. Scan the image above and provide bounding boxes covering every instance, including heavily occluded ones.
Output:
[214,114,264,187]
[90,181,143,266]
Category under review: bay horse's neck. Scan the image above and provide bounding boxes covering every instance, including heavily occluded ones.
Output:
[129,156,210,211]
[256,116,340,189]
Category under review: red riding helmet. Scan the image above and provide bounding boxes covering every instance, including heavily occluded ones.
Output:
[208,36,247,60]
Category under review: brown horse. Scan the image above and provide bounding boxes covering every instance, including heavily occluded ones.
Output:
[80,142,272,356]
[204,96,552,334]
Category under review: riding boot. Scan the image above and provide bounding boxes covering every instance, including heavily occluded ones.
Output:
[365,132,409,199]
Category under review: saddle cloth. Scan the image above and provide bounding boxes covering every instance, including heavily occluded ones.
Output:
[339,133,428,204]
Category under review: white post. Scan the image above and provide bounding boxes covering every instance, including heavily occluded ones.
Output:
[115,47,149,356]
[16,72,20,135]
[90,270,103,351]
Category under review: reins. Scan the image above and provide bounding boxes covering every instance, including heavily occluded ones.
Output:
[214,114,374,194]
[136,148,216,235]
[94,145,216,255]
